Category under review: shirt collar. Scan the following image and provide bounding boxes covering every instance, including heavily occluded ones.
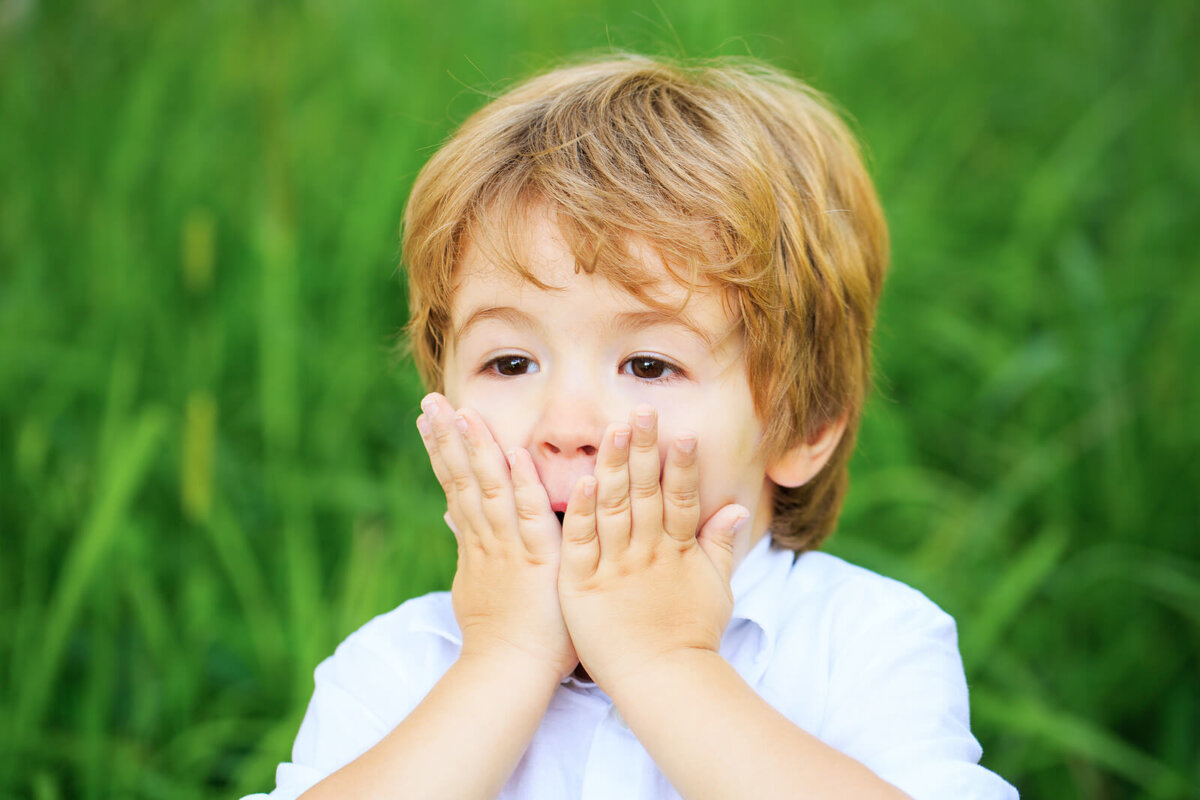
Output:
[413,531,795,666]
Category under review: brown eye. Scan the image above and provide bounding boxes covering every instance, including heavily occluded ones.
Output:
[623,356,680,381]
[630,357,665,379]
[489,355,535,376]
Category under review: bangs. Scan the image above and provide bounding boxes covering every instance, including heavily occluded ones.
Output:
[451,61,776,303]
[462,185,709,316]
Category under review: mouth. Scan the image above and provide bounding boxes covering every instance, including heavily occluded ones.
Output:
[555,511,565,526]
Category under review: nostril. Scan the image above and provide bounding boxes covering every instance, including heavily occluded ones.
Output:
[581,445,597,457]
[544,443,561,455]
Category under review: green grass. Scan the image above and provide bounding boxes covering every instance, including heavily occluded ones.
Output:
[2,1,1197,797]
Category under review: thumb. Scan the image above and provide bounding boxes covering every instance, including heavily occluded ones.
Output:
[696,504,750,585]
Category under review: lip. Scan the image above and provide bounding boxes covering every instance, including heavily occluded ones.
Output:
[535,461,596,516]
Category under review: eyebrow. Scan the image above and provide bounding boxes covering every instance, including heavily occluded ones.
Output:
[453,306,540,343]
[452,305,727,351]
[610,309,717,349]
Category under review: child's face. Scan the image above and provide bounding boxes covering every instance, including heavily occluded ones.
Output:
[442,209,776,559]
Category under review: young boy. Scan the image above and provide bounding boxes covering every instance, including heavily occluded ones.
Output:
[246,55,1017,799]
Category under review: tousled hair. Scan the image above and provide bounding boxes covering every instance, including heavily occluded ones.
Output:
[401,54,888,552]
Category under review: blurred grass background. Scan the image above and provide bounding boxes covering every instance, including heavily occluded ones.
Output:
[1,0,1197,797]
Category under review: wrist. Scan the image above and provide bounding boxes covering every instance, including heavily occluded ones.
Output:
[457,640,572,689]
[593,645,724,700]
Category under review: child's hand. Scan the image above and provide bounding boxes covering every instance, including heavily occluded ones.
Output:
[557,405,750,689]
[417,393,578,682]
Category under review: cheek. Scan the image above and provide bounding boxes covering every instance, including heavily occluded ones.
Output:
[654,414,688,468]
[690,441,773,534]
[656,417,724,503]
[456,387,535,451]
[658,392,765,522]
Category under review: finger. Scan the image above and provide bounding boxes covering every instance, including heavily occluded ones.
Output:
[506,445,560,559]
[697,504,751,586]
[561,475,599,580]
[661,431,701,542]
[416,412,454,500]
[421,393,495,548]
[455,407,520,539]
[628,405,664,550]
[418,409,464,550]
[593,422,632,560]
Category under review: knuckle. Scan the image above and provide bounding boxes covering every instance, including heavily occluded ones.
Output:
[515,502,543,524]
[478,478,507,502]
[632,437,658,454]
[629,479,660,500]
[598,493,630,515]
[637,547,659,568]
[451,471,475,494]
[615,558,639,578]
[599,449,629,469]
[565,524,597,543]
[522,548,555,568]
[432,423,456,446]
[458,536,487,559]
[665,484,699,508]
[596,460,628,480]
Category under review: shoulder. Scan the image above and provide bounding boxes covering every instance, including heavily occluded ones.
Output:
[772,549,957,650]
[766,552,1017,798]
[350,589,461,650]
[747,546,963,717]
[736,541,958,678]
[788,549,943,607]
[784,552,962,697]
[266,591,463,796]
[313,591,461,715]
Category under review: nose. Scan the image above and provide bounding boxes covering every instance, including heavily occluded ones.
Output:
[534,390,604,460]
[529,382,610,506]
[543,439,597,457]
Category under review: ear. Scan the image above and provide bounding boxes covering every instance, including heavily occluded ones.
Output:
[766,417,848,489]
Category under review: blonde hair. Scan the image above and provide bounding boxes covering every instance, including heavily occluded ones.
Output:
[401,54,888,552]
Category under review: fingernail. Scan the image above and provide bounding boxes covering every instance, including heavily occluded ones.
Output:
[676,433,697,454]
[416,415,431,437]
[421,396,439,418]
[454,412,469,435]
[634,407,655,430]
[731,511,751,533]
[613,427,631,450]
[583,477,596,498]
[505,448,519,469]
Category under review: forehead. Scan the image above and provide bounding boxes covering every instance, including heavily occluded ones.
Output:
[453,205,724,318]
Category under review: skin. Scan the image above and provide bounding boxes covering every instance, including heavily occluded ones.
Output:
[300,209,907,799]
[437,210,781,683]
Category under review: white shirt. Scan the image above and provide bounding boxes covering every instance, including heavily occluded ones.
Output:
[245,536,1018,799]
